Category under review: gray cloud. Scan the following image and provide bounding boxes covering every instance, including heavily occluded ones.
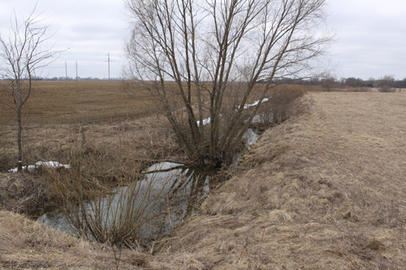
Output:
[0,0,128,78]
[326,0,406,79]
[1,0,405,79]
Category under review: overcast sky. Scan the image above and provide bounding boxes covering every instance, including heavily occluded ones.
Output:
[0,0,405,80]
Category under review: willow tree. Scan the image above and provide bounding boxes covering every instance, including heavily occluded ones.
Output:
[0,12,54,172]
[127,0,327,168]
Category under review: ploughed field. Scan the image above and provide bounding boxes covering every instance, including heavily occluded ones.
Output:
[0,80,160,125]
[0,80,302,172]
[0,80,177,173]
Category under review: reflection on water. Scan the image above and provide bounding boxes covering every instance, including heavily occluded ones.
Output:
[38,128,259,244]
[138,161,213,242]
[37,161,213,243]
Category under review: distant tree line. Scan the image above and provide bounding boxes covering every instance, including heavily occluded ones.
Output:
[2,75,405,88]
[271,76,406,89]
[0,76,119,81]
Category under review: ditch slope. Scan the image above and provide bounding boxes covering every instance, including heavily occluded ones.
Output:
[150,92,406,269]
[1,92,406,269]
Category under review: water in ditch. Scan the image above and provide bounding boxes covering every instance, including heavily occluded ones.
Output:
[37,128,260,243]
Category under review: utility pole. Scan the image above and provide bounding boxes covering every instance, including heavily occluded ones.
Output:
[107,52,111,80]
[75,60,78,81]
[65,60,68,80]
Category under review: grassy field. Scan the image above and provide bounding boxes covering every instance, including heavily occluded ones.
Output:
[150,92,406,269]
[1,91,405,269]
[1,83,405,269]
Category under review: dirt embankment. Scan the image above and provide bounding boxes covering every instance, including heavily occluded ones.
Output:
[1,92,406,269]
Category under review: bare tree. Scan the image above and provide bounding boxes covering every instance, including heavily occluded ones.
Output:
[378,75,395,93]
[320,73,337,91]
[127,0,327,168]
[0,11,54,172]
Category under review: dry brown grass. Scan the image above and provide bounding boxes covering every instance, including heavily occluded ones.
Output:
[268,85,306,124]
[0,115,179,216]
[0,172,63,218]
[0,80,271,170]
[0,210,152,269]
[1,87,405,269]
[148,92,406,269]
[0,80,289,175]
[0,80,179,171]
[0,81,180,219]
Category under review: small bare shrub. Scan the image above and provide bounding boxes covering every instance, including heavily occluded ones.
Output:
[268,86,306,125]
[66,182,159,248]
[321,77,338,91]
[0,154,17,173]
[378,85,396,93]
[0,172,63,218]
[378,75,396,93]
[0,11,55,172]
[46,148,170,248]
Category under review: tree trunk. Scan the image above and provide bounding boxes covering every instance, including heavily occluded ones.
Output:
[17,105,23,172]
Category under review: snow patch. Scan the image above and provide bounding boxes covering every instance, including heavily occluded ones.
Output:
[197,117,211,127]
[243,128,259,147]
[242,97,270,109]
[8,161,71,173]
[196,98,271,127]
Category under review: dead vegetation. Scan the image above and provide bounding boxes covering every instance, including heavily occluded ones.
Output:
[0,115,178,217]
[0,80,178,172]
[0,172,62,218]
[47,149,167,249]
[0,210,151,269]
[1,86,405,269]
[266,86,306,125]
[127,0,327,169]
[0,79,279,226]
[0,81,180,218]
[147,92,406,269]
